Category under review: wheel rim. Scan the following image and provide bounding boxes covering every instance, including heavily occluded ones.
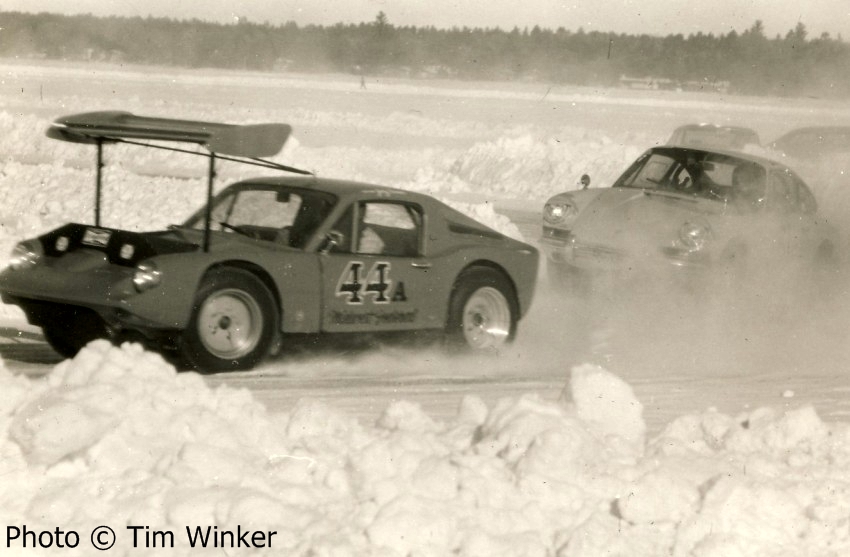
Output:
[462,286,511,349]
[197,288,263,359]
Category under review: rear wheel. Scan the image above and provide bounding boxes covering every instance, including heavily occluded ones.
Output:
[180,268,278,372]
[41,307,109,358]
[446,266,518,351]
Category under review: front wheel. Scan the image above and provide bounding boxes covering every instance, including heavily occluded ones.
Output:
[179,268,278,372]
[446,267,518,351]
[42,307,109,358]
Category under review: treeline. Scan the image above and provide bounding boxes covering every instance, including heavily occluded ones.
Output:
[1,10,848,97]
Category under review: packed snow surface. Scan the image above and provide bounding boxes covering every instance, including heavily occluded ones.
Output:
[2,61,850,555]
[3,341,850,556]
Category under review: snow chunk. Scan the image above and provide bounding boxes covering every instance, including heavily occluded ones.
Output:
[11,394,119,466]
[567,364,646,445]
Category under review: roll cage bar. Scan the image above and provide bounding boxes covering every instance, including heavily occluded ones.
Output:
[47,111,313,252]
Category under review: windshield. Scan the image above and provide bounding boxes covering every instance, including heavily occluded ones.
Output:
[615,149,767,209]
[182,184,337,248]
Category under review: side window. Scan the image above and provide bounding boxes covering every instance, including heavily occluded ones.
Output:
[777,170,817,214]
[770,170,805,214]
[357,202,422,257]
[796,180,818,215]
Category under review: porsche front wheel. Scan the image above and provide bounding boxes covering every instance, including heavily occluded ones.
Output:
[180,268,278,372]
[446,267,518,351]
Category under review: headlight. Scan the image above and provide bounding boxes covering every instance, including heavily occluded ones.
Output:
[133,261,162,292]
[678,221,712,251]
[8,241,43,270]
[543,200,577,225]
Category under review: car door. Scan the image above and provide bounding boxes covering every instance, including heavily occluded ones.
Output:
[319,200,437,333]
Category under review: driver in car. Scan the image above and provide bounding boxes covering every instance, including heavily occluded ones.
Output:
[731,162,767,211]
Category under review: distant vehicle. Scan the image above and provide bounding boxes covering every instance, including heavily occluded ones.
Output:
[541,145,837,284]
[0,112,538,371]
[768,126,850,160]
[667,123,760,151]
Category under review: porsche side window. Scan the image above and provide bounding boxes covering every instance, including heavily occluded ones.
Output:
[772,170,817,215]
[357,202,422,257]
[795,179,818,214]
[768,171,795,213]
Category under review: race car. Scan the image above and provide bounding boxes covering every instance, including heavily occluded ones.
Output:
[0,111,539,371]
[666,123,760,151]
[768,126,850,160]
[541,145,837,286]
[765,126,850,195]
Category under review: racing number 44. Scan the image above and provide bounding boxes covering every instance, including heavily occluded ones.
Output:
[336,261,407,304]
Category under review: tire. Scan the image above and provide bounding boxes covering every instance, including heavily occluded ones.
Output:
[41,307,109,359]
[446,266,518,351]
[179,268,278,372]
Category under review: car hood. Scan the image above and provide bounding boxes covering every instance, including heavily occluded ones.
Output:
[570,187,727,254]
[38,223,199,267]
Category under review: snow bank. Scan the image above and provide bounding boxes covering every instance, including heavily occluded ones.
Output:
[443,131,649,197]
[1,343,849,556]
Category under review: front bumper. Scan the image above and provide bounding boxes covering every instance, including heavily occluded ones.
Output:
[0,263,185,334]
[541,226,711,272]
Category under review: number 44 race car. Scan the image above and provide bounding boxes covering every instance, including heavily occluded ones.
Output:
[0,112,538,372]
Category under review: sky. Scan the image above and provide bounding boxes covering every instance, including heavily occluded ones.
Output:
[3,0,850,38]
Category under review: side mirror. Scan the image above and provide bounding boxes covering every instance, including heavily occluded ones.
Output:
[580,174,591,189]
[320,230,345,254]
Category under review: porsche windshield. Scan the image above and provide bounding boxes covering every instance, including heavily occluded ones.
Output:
[615,149,762,205]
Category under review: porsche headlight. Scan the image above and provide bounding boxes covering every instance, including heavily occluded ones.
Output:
[678,221,712,251]
[8,241,43,270]
[543,200,577,225]
[133,261,162,292]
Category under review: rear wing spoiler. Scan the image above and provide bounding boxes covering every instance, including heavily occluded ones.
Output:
[47,111,293,158]
[47,111,313,252]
